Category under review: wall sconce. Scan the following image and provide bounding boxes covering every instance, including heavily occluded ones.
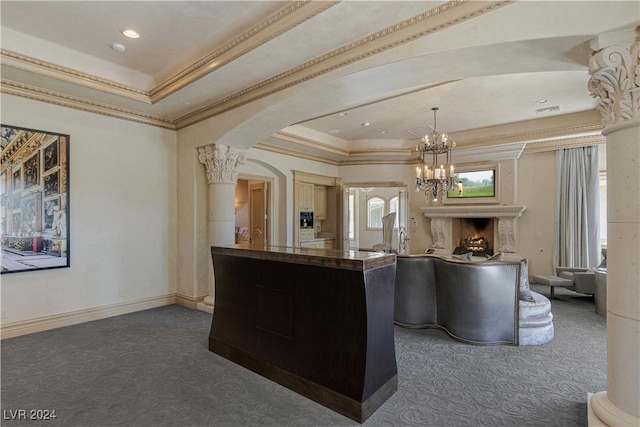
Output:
[234,200,242,213]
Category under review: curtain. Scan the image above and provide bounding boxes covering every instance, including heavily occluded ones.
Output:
[554,146,601,268]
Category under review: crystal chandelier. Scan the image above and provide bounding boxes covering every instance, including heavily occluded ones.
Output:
[415,107,456,202]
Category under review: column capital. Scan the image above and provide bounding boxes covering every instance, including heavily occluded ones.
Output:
[198,144,246,184]
[588,26,640,132]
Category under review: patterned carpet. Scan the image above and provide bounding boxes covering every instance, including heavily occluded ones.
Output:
[1,284,605,426]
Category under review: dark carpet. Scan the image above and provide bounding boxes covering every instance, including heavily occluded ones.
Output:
[1,284,606,426]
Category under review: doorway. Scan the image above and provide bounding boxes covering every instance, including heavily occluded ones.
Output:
[235,177,271,246]
[343,184,408,253]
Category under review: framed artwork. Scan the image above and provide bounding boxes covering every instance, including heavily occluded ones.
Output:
[43,198,59,230]
[44,140,58,171]
[444,163,501,205]
[23,152,39,189]
[12,168,21,191]
[44,171,59,197]
[1,124,70,274]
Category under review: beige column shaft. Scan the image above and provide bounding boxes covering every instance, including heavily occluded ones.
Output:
[588,26,640,426]
[196,144,245,314]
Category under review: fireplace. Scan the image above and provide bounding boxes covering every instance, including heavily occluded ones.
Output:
[421,205,526,256]
[452,218,494,256]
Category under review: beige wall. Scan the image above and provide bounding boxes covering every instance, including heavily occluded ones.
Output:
[173,139,341,304]
[1,95,178,330]
[2,93,595,332]
[518,150,557,276]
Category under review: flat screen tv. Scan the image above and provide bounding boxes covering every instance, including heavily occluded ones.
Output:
[444,163,500,204]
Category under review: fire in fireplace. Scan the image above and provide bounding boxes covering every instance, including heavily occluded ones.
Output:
[454,234,492,256]
[453,218,494,257]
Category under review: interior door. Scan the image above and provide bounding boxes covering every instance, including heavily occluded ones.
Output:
[249,182,269,245]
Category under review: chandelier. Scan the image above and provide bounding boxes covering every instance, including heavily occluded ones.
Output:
[415,107,456,202]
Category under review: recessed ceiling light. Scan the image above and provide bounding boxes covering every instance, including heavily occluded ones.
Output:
[122,29,140,39]
[183,100,192,105]
[110,43,126,52]
[361,122,370,127]
[339,112,349,117]
[380,130,389,134]
[536,99,548,104]
[329,129,340,134]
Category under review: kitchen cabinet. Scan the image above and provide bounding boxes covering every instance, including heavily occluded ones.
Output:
[300,238,334,249]
[297,182,314,212]
[315,186,327,220]
[300,240,322,248]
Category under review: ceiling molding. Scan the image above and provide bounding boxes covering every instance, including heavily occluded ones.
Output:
[253,142,340,166]
[0,49,151,104]
[1,1,514,132]
[338,158,414,166]
[275,131,350,157]
[347,147,414,158]
[1,80,175,130]
[149,1,338,103]
[453,142,526,162]
[174,0,513,128]
[452,113,604,148]
[523,134,606,154]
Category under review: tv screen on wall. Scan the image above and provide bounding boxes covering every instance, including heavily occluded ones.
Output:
[447,169,495,199]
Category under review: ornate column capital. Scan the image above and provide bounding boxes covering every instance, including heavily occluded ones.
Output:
[198,144,246,184]
[588,26,640,131]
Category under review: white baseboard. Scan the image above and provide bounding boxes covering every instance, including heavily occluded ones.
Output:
[1,294,178,339]
[176,293,205,309]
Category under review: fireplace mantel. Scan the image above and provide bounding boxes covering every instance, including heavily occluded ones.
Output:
[421,205,526,219]
[420,205,527,253]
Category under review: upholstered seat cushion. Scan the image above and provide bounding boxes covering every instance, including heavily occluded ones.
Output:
[519,291,554,345]
[519,259,535,302]
[559,271,574,280]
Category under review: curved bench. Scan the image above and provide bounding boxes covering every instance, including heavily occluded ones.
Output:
[394,255,553,346]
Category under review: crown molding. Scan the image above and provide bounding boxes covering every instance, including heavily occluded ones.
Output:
[275,131,350,157]
[348,147,414,158]
[174,0,513,128]
[451,111,604,148]
[523,134,606,154]
[338,158,414,166]
[150,1,338,103]
[253,142,340,166]
[1,80,175,130]
[1,49,151,104]
[453,142,526,162]
[2,1,513,132]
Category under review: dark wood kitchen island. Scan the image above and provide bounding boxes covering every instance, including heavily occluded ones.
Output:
[209,244,397,423]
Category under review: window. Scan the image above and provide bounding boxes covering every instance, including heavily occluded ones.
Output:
[367,197,384,229]
[367,195,399,230]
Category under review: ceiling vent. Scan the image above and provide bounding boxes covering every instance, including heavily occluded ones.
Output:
[536,105,560,115]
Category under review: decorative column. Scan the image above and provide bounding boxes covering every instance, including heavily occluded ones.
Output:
[196,144,245,314]
[587,27,640,426]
